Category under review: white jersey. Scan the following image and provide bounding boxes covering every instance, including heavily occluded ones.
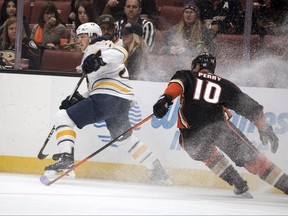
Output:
[80,39,135,101]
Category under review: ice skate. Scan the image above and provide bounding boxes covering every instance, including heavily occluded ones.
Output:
[233,181,253,198]
[148,159,172,186]
[44,152,75,179]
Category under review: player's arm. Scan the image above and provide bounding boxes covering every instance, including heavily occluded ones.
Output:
[81,45,127,74]
[229,90,279,153]
[102,46,128,64]
[153,76,184,119]
[254,113,279,153]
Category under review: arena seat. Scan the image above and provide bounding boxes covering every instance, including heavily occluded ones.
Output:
[0,0,3,10]
[157,6,183,30]
[40,49,82,72]
[215,34,260,60]
[30,1,46,24]
[156,0,185,13]
[258,35,288,58]
[147,54,191,81]
[23,0,32,22]
[151,29,167,54]
[52,1,70,24]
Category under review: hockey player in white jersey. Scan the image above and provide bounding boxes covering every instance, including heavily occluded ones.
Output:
[44,22,171,185]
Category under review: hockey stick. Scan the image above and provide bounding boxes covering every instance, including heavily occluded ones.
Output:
[40,113,154,186]
[37,73,87,160]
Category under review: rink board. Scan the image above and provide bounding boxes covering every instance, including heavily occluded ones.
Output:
[0,73,287,190]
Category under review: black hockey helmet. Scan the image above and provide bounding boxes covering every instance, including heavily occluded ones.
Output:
[191,52,216,73]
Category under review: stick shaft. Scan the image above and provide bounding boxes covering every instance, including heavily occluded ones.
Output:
[37,126,55,159]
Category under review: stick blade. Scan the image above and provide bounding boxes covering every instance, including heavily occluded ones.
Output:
[40,175,51,186]
[37,152,48,160]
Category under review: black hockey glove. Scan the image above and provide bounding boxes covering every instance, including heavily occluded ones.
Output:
[82,50,106,74]
[153,94,173,119]
[258,124,279,153]
[59,91,84,110]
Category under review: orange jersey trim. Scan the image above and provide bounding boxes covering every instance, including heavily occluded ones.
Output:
[164,82,183,99]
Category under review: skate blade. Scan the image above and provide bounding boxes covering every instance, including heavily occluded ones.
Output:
[149,178,173,186]
[44,170,76,180]
[236,191,253,199]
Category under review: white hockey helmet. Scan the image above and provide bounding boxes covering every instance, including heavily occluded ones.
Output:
[76,22,102,37]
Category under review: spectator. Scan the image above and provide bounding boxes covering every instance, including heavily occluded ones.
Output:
[69,0,107,24]
[102,0,158,21]
[62,0,98,52]
[0,0,30,37]
[121,23,149,80]
[160,1,215,57]
[74,0,97,30]
[252,0,288,36]
[198,0,245,35]
[97,14,123,46]
[115,0,156,51]
[30,2,66,50]
[0,17,41,70]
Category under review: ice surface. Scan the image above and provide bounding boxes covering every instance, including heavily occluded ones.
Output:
[0,172,287,215]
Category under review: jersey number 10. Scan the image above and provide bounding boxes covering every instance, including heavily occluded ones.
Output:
[193,78,221,104]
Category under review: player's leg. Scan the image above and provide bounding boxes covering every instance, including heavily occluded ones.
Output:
[115,134,171,185]
[223,121,288,195]
[180,128,252,197]
[44,97,100,176]
[44,109,77,177]
[202,146,251,196]
[106,98,171,185]
[244,154,288,194]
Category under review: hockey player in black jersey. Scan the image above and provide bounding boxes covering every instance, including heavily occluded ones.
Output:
[153,52,288,196]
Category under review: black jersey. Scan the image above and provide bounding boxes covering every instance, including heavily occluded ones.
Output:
[166,70,263,130]
[198,0,244,34]
[0,38,40,70]
[22,38,41,70]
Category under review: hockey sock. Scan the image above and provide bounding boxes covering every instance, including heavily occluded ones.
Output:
[116,135,157,170]
[244,154,288,194]
[54,110,76,155]
[203,147,247,188]
[55,124,76,154]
